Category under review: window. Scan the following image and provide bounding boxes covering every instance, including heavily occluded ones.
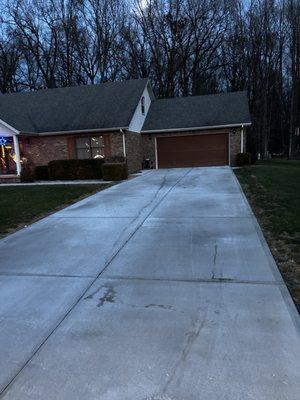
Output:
[141,96,145,115]
[75,136,105,159]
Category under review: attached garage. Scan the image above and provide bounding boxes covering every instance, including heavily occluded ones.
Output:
[142,91,251,168]
[156,133,229,168]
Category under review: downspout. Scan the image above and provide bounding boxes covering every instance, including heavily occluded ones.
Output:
[241,124,244,153]
[120,129,126,158]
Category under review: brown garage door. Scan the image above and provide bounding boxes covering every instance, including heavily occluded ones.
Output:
[156,133,229,168]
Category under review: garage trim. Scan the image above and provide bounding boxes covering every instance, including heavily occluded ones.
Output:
[142,122,251,134]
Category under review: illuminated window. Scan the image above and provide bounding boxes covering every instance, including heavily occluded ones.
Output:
[141,96,145,114]
[75,136,105,159]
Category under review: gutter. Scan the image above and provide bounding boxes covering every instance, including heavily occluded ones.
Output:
[19,126,129,137]
[141,122,252,134]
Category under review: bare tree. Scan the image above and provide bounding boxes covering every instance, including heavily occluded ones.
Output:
[0,0,297,157]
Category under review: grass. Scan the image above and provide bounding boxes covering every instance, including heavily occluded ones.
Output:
[0,184,111,237]
[235,159,300,311]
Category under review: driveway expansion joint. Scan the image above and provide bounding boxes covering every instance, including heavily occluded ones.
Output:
[100,275,285,286]
[0,272,95,279]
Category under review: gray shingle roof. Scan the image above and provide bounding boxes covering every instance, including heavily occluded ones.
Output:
[142,91,251,132]
[0,78,148,133]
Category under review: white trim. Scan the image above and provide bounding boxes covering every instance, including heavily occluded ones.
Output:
[142,122,251,134]
[23,126,129,137]
[154,131,227,139]
[146,80,156,101]
[154,137,158,169]
[0,118,20,135]
[13,135,22,175]
[128,83,152,133]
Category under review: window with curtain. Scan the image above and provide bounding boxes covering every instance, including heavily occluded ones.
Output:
[75,136,105,159]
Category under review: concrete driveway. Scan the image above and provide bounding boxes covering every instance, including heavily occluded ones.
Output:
[0,167,299,400]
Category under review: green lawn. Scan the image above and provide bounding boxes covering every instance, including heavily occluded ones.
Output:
[235,159,300,311]
[0,184,111,237]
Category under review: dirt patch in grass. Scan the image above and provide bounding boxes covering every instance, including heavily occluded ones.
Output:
[235,160,300,312]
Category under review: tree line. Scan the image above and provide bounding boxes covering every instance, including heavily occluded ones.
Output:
[0,0,299,157]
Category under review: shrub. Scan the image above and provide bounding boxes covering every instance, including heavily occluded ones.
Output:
[76,159,97,180]
[34,165,49,180]
[93,159,106,177]
[102,163,128,181]
[20,166,35,182]
[105,155,126,163]
[236,152,251,167]
[48,159,105,180]
[48,160,77,180]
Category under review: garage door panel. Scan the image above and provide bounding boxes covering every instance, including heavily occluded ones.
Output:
[157,133,228,168]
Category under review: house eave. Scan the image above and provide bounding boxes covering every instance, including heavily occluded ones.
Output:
[19,126,129,137]
[142,122,252,134]
[0,118,20,135]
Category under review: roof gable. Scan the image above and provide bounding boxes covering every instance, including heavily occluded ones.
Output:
[142,91,251,132]
[0,78,148,134]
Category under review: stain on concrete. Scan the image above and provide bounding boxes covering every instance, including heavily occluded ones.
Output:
[97,286,116,308]
[145,396,179,400]
[145,304,176,311]
[84,285,116,308]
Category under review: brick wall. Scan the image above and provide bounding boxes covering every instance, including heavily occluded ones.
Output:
[23,129,243,172]
[125,131,142,173]
[24,132,122,166]
[229,129,242,166]
[24,136,69,166]
[142,134,156,167]
[106,131,143,173]
[23,131,142,173]
[109,132,124,156]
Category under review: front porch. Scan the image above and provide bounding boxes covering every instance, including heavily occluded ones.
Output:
[0,133,22,181]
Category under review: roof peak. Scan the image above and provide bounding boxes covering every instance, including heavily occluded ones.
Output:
[0,77,149,133]
[0,77,149,98]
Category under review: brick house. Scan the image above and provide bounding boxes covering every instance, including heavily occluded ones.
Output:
[0,78,251,177]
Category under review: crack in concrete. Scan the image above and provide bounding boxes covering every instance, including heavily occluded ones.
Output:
[213,243,218,266]
[159,316,206,396]
[211,242,218,280]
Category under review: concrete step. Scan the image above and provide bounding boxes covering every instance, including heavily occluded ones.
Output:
[0,175,20,184]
